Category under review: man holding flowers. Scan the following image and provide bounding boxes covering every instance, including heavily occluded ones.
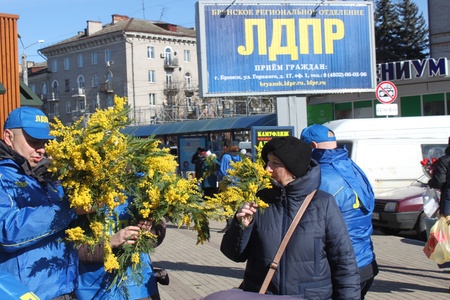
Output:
[0,107,78,300]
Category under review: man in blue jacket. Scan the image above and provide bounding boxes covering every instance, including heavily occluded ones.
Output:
[301,124,378,300]
[0,107,78,300]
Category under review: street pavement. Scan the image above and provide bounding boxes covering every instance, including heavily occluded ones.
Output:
[151,220,450,300]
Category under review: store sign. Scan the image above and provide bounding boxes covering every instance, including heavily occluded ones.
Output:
[378,57,448,82]
[196,1,377,97]
[251,126,295,151]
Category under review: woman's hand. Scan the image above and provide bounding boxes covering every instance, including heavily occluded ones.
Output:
[236,202,258,227]
[110,225,141,248]
[137,219,153,232]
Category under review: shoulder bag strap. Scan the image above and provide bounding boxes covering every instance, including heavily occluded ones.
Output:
[259,189,317,294]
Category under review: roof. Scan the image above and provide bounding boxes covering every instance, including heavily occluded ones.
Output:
[122,114,277,137]
[40,17,196,49]
[20,81,43,106]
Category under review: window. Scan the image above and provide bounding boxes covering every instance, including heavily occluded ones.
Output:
[64,57,70,70]
[77,76,85,88]
[353,100,373,119]
[148,70,156,83]
[92,75,98,87]
[65,79,70,92]
[52,60,58,72]
[79,100,85,112]
[78,54,83,68]
[184,50,190,62]
[335,102,352,119]
[164,47,173,65]
[149,93,156,105]
[52,81,59,99]
[66,101,72,114]
[185,72,192,89]
[166,73,173,88]
[106,71,113,90]
[105,49,111,63]
[41,83,47,97]
[91,52,98,65]
[147,46,155,59]
[423,93,445,116]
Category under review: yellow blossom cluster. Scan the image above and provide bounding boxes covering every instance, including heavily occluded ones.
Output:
[206,150,272,218]
[46,95,211,294]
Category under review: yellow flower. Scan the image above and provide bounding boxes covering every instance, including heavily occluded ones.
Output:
[66,227,86,242]
[131,252,140,267]
[104,253,120,272]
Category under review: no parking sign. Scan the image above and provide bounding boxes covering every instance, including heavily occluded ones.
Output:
[376,81,397,104]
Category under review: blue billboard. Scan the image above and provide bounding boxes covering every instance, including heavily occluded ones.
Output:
[196,1,376,97]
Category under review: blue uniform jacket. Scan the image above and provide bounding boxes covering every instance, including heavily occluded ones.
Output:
[0,142,78,300]
[312,147,376,269]
[76,200,158,299]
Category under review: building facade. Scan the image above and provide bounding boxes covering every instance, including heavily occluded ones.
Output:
[306,0,450,124]
[31,14,200,125]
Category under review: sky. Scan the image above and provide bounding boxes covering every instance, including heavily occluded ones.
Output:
[1,0,429,63]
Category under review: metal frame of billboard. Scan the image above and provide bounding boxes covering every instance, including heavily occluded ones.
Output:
[196,0,377,97]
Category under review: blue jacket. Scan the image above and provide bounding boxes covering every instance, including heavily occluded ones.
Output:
[76,200,158,299]
[0,141,78,300]
[221,160,360,299]
[312,147,376,269]
[217,151,242,181]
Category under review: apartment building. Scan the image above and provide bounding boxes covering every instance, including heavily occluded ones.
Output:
[32,14,199,125]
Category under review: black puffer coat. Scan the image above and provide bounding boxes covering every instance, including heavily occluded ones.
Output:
[220,160,360,300]
[428,150,450,215]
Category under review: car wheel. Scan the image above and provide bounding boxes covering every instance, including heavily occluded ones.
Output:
[380,227,401,235]
[415,212,427,241]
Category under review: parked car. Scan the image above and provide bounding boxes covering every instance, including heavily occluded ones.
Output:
[372,175,431,240]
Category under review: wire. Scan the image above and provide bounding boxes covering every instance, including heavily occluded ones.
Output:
[220,0,238,18]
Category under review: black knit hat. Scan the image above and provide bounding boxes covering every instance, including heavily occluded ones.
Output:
[261,136,312,177]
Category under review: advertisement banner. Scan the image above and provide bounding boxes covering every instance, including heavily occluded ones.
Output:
[178,136,208,177]
[196,1,376,97]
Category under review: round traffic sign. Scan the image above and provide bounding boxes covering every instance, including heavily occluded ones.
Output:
[376,81,397,104]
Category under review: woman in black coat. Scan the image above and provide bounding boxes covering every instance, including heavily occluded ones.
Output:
[220,136,360,300]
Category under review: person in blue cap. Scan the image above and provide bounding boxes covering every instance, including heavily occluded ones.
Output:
[300,124,378,300]
[0,107,78,300]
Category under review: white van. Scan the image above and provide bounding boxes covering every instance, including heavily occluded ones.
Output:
[323,116,450,194]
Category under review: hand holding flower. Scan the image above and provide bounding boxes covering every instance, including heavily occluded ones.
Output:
[236,202,258,227]
[110,226,140,248]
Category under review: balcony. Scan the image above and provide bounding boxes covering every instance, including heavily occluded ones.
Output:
[164,57,179,69]
[184,83,197,96]
[72,87,85,97]
[47,92,60,101]
[163,82,180,95]
[100,83,114,94]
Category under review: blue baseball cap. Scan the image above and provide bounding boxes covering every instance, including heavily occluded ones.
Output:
[300,124,336,144]
[4,107,54,140]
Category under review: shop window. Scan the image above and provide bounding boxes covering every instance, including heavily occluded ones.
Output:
[400,95,421,117]
[447,93,450,115]
[423,93,445,116]
[354,100,373,118]
[334,102,352,119]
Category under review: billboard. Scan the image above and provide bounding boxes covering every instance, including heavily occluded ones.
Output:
[196,1,376,97]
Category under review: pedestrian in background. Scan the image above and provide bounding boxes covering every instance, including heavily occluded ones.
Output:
[191,147,206,180]
[217,139,242,232]
[220,136,360,299]
[301,124,378,299]
[0,107,78,300]
[201,150,219,199]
